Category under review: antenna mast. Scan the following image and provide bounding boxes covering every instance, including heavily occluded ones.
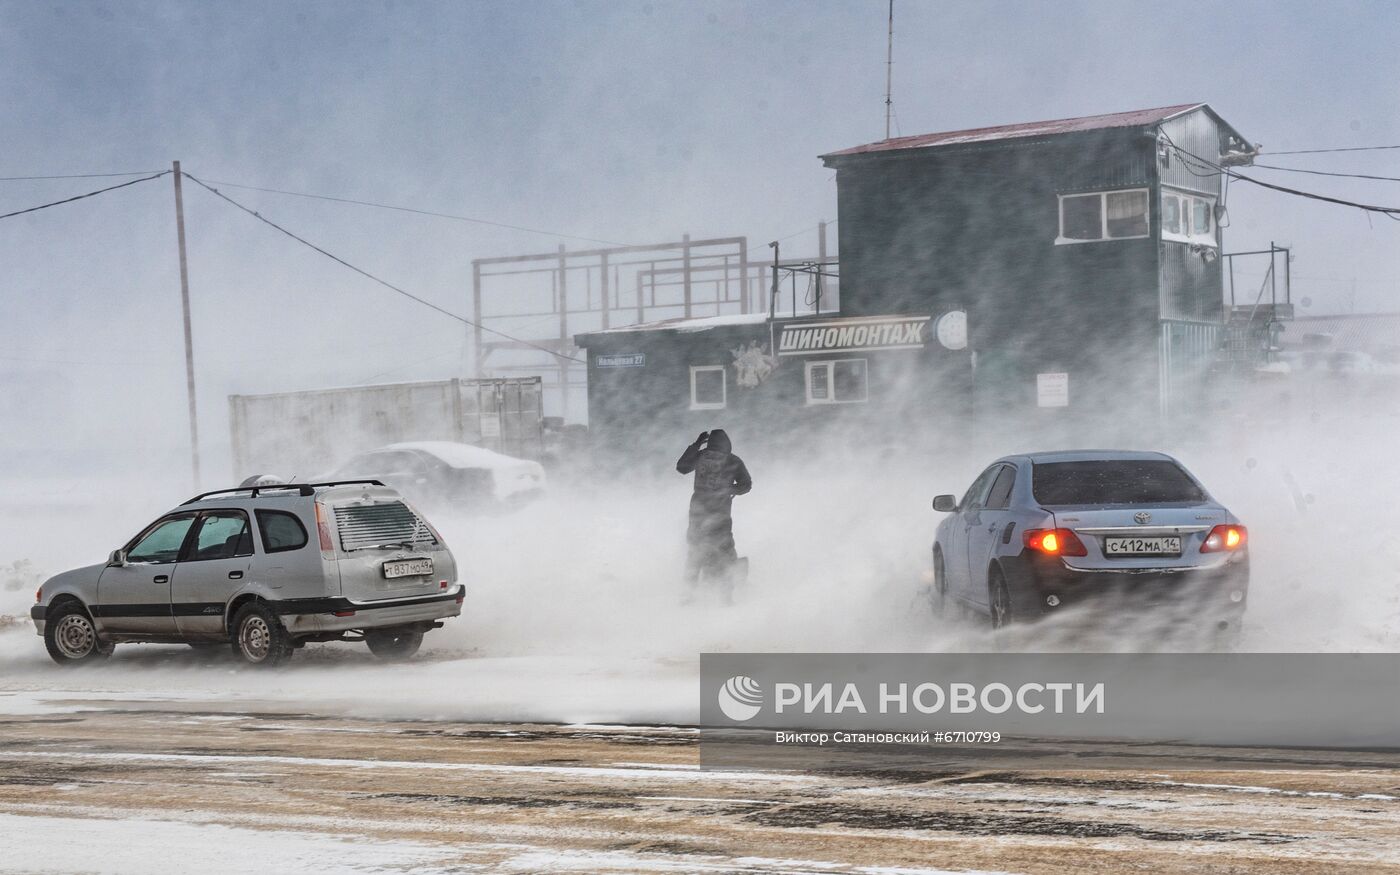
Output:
[884,0,894,139]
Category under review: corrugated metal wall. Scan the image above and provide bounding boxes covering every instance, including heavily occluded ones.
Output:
[1158,110,1223,196]
[1159,319,1221,417]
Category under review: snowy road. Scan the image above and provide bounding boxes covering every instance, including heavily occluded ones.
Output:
[5,439,1400,872]
[2,683,1400,874]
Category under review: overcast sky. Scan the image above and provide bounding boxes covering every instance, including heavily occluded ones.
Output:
[1,0,1397,481]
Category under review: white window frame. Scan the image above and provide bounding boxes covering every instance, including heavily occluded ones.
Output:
[1055,187,1150,245]
[805,358,869,405]
[1160,188,1217,247]
[689,365,727,410]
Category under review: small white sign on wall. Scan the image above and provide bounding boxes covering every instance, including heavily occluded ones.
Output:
[1037,372,1069,408]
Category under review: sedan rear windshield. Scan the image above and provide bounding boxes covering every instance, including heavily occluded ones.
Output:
[1031,460,1206,505]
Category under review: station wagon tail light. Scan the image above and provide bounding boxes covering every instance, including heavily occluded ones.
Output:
[1024,528,1088,557]
[314,501,335,555]
[35,587,41,603]
[1201,524,1247,553]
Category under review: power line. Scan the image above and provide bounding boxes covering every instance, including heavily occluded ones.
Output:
[1265,145,1400,156]
[0,171,169,221]
[200,177,637,249]
[1249,162,1400,184]
[1164,139,1400,218]
[0,354,163,367]
[0,170,165,182]
[773,220,837,244]
[180,172,584,364]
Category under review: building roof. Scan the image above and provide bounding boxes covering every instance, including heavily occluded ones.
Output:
[576,311,769,343]
[821,103,1206,160]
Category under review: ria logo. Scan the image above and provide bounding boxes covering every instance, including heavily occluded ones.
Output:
[717,675,763,722]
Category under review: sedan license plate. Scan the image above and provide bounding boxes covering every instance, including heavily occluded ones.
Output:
[1104,536,1182,557]
[383,558,433,579]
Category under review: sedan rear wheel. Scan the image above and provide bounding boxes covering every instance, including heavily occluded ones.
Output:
[988,568,1012,630]
[44,603,114,666]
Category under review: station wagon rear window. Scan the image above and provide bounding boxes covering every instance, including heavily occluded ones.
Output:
[1031,460,1205,505]
[334,501,437,551]
[256,510,309,553]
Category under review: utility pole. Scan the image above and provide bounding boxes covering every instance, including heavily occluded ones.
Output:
[884,0,895,140]
[172,161,201,489]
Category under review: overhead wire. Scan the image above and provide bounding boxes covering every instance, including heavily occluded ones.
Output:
[0,170,169,221]
[1246,163,1400,184]
[1,170,166,181]
[201,175,841,261]
[1265,145,1400,156]
[180,172,584,364]
[200,177,638,249]
[1162,136,1400,219]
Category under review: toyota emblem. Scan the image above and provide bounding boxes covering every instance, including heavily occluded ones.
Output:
[1134,511,1152,525]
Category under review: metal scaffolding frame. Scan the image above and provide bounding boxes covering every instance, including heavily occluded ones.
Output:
[470,225,833,418]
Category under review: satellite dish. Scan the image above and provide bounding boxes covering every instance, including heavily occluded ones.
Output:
[935,310,968,350]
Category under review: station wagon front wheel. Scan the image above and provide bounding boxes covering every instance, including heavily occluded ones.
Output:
[231,602,294,667]
[44,603,114,666]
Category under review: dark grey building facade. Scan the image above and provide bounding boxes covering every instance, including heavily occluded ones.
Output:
[577,103,1259,461]
[823,102,1255,421]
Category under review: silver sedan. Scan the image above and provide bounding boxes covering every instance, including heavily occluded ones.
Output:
[931,450,1248,636]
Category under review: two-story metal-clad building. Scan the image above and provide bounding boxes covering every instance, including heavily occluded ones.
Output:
[823,102,1256,424]
[576,103,1259,461]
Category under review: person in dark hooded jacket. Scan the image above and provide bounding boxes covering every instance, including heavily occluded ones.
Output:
[676,429,752,596]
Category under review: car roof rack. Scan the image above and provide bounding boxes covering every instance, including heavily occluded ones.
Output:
[181,480,386,505]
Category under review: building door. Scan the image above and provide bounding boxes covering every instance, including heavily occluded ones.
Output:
[1159,320,1220,418]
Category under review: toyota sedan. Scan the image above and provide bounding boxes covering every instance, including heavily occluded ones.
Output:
[931,450,1248,637]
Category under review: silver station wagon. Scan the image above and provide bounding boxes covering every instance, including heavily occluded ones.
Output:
[31,481,463,667]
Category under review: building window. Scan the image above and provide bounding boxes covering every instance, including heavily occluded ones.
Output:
[689,365,726,410]
[1056,188,1149,244]
[1161,189,1215,245]
[806,358,868,405]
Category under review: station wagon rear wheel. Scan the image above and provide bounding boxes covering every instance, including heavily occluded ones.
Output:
[231,602,294,667]
[44,603,113,666]
[365,629,424,661]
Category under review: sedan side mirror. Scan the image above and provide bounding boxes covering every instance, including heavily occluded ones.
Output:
[107,549,127,567]
[932,494,957,513]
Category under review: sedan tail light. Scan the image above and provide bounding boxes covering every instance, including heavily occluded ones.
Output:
[1201,524,1247,553]
[1024,528,1088,557]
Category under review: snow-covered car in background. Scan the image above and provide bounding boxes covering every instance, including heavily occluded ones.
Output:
[931,450,1248,636]
[31,480,463,667]
[324,441,546,512]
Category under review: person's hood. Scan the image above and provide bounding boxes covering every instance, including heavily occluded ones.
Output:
[707,429,732,454]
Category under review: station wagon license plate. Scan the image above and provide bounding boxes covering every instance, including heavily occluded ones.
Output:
[383,558,433,579]
[1104,536,1182,557]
